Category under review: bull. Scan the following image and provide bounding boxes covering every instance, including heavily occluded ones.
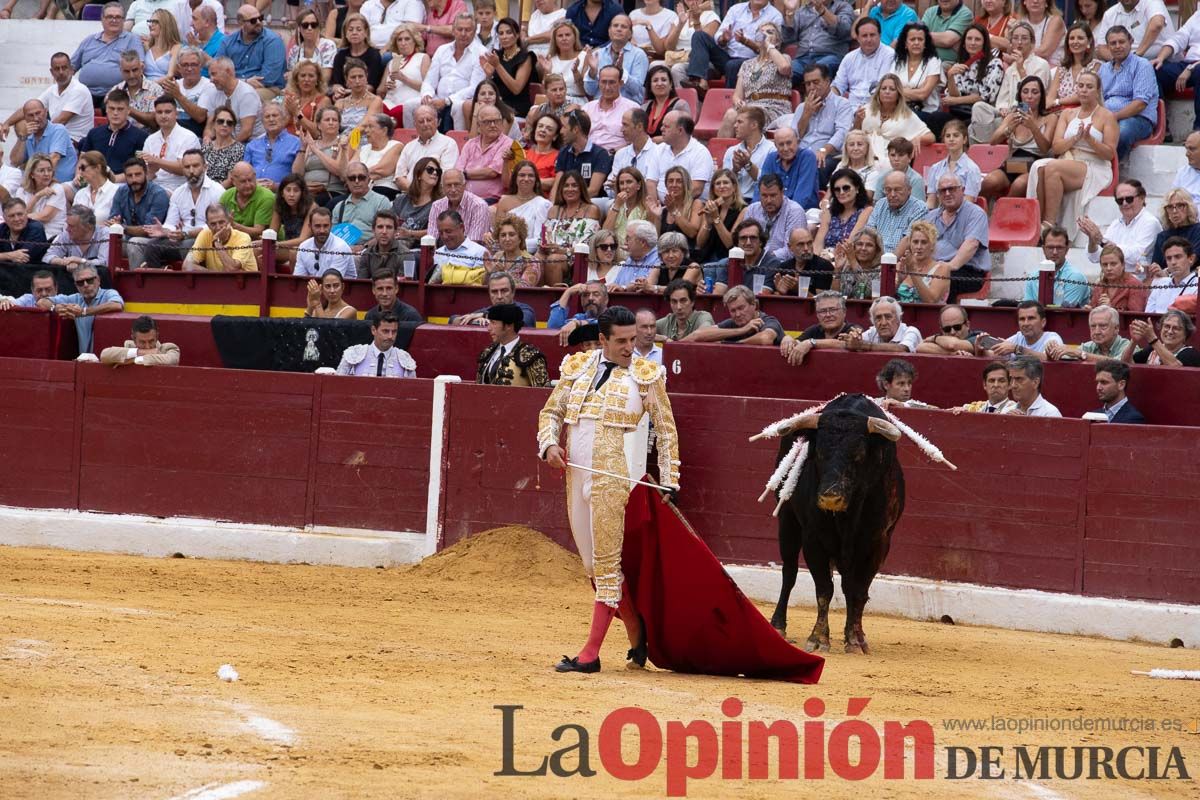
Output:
[769,394,905,655]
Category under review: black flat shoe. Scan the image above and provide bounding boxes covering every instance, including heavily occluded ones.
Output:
[627,617,648,669]
[555,655,600,673]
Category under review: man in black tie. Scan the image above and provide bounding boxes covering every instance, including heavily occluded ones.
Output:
[475,304,549,387]
[334,313,417,377]
[955,361,1017,415]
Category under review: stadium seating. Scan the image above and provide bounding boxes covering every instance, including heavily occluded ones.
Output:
[80,4,103,20]
[989,197,1042,252]
[967,144,1009,175]
[676,88,700,120]
[392,127,418,145]
[447,129,470,149]
[912,144,948,177]
[694,89,734,140]
[1134,100,1168,148]
[706,137,738,167]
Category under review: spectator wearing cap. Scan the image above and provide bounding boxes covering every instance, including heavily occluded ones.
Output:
[1091,359,1145,424]
[70,3,147,102]
[99,315,181,367]
[476,303,550,387]
[336,312,418,377]
[684,284,785,345]
[38,264,125,354]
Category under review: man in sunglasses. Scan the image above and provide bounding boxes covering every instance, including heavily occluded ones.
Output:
[916,303,986,356]
[1078,179,1162,273]
[394,105,458,192]
[918,173,990,303]
[37,264,125,355]
[333,164,392,244]
[217,4,286,102]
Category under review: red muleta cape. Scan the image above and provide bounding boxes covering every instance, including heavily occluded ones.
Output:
[620,483,825,684]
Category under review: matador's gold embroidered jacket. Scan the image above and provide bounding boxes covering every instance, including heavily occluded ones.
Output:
[536,349,681,489]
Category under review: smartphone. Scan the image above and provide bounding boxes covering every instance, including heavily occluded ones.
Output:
[976,334,1003,350]
[1017,102,1030,115]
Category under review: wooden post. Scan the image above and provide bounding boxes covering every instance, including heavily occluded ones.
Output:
[107,224,124,271]
[572,242,589,287]
[417,235,436,317]
[260,229,277,318]
[727,246,745,290]
[880,253,897,299]
[1037,259,1055,307]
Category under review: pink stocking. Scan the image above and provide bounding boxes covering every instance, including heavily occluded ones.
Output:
[576,602,616,663]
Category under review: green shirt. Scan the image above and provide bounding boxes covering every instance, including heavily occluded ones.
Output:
[1081,335,1132,359]
[219,186,274,230]
[921,3,973,64]
[332,190,391,238]
[656,310,714,341]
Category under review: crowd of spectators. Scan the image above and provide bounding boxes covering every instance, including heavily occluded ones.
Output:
[0,0,1196,410]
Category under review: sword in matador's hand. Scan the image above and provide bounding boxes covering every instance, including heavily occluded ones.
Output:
[565,462,678,503]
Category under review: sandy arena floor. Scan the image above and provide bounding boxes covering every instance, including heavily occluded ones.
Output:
[1,528,1198,800]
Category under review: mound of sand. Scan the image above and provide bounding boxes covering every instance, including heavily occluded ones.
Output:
[409,526,586,588]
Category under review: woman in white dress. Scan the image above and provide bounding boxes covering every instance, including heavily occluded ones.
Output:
[1027,71,1117,234]
[1017,0,1066,67]
[71,151,119,226]
[539,21,589,107]
[855,73,935,164]
[17,155,68,239]
[630,0,678,61]
[381,23,430,128]
[493,161,553,254]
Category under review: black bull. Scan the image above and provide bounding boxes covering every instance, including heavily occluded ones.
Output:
[770,394,905,655]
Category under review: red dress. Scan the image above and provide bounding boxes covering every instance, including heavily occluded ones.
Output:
[527,147,558,195]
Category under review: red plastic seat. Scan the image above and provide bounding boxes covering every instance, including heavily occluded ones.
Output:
[447,129,471,150]
[989,197,1042,253]
[706,137,738,168]
[392,127,418,145]
[967,143,1009,174]
[94,114,107,128]
[528,82,544,102]
[1100,152,1120,196]
[676,87,699,119]
[912,143,947,180]
[958,272,991,301]
[694,88,734,140]
[1133,99,1167,147]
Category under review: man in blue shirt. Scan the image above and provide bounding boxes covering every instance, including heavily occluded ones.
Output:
[565,0,622,48]
[867,170,928,253]
[922,173,991,302]
[243,103,301,191]
[1022,226,1091,307]
[1099,25,1159,159]
[111,158,171,268]
[70,3,146,101]
[754,127,818,209]
[583,16,649,103]
[869,0,919,47]
[8,100,77,184]
[39,264,125,354]
[80,91,149,178]
[219,4,286,100]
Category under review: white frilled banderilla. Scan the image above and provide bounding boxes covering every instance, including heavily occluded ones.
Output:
[749,395,958,517]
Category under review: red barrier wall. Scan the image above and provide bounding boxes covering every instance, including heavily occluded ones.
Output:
[438,383,1200,605]
[1,358,1196,607]
[0,308,78,360]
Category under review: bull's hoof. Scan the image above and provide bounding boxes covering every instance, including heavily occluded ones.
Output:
[804,637,830,653]
[844,641,864,655]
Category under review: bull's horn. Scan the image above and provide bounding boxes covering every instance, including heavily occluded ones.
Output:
[867,417,902,441]
[777,413,820,439]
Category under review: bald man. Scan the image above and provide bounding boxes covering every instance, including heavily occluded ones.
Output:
[217,4,286,101]
[219,162,275,238]
[7,99,77,183]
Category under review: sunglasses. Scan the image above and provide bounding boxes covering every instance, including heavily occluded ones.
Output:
[596,243,616,251]
[347,174,369,182]
[941,321,966,334]
[1115,195,1138,205]
[300,21,319,28]
[424,166,441,175]
[75,276,97,286]
[832,184,854,193]
[243,15,263,24]
[215,118,235,126]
